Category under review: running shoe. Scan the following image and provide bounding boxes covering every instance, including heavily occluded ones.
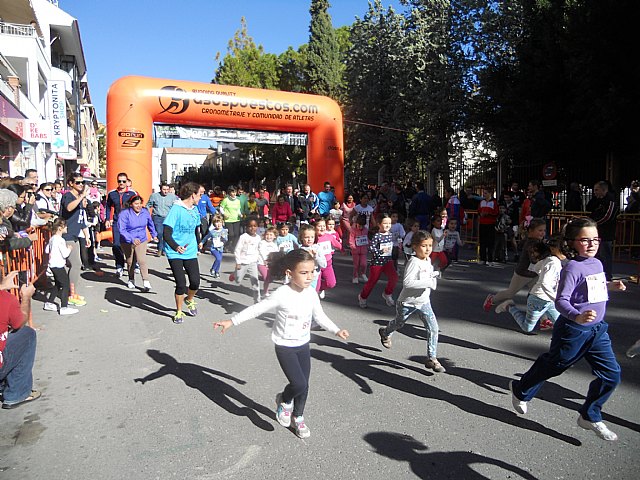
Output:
[229,273,236,282]
[116,267,123,277]
[379,327,392,349]
[319,290,325,299]
[173,311,185,324]
[626,339,640,358]
[43,302,58,312]
[185,299,198,316]
[142,280,152,292]
[275,393,292,428]
[382,293,395,306]
[482,294,494,312]
[358,294,367,308]
[539,318,554,331]
[127,281,136,290]
[509,380,527,414]
[210,269,216,276]
[352,277,359,284]
[60,307,79,316]
[577,415,618,441]
[425,358,446,373]
[68,297,87,307]
[359,274,368,282]
[292,416,310,439]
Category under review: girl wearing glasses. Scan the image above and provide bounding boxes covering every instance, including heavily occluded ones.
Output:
[509,217,626,441]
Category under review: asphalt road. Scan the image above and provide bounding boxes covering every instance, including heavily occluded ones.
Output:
[1,247,639,480]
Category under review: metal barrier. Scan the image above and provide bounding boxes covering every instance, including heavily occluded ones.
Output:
[0,226,51,327]
[460,210,479,260]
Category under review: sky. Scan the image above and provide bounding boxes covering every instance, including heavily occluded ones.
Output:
[58,0,404,124]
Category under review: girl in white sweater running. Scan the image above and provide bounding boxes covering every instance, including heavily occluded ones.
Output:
[214,249,349,438]
[229,218,262,302]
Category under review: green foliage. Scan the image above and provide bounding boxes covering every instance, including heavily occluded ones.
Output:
[306,0,344,99]
[213,17,280,89]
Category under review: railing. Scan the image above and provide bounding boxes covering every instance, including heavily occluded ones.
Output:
[0,227,51,327]
[0,22,36,37]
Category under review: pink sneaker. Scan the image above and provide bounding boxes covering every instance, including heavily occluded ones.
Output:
[483,294,494,312]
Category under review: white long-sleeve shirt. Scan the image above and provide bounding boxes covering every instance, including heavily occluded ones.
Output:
[46,235,71,268]
[234,233,261,265]
[258,239,279,265]
[529,255,565,303]
[231,285,340,346]
[397,256,439,307]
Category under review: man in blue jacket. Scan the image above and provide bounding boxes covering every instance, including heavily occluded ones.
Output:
[105,172,136,276]
[196,185,217,250]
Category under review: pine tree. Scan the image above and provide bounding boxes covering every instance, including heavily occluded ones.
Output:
[306,0,343,99]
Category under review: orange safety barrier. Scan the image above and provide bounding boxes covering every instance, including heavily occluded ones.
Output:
[460,210,480,261]
[0,226,51,327]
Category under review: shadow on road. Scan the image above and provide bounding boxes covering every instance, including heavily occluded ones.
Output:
[134,349,275,431]
[104,286,173,318]
[364,431,539,479]
[311,336,581,445]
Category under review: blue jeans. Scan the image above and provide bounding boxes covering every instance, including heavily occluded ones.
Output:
[152,215,166,252]
[512,317,620,422]
[383,301,439,358]
[0,326,37,405]
[507,294,560,333]
[209,248,223,273]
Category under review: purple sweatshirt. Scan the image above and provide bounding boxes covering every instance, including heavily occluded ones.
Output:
[118,207,157,244]
[556,256,608,324]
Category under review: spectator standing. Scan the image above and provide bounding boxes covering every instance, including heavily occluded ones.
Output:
[478,190,499,265]
[408,183,433,230]
[105,172,137,276]
[528,180,551,219]
[444,187,465,229]
[281,184,298,218]
[297,184,319,222]
[196,185,217,247]
[220,186,243,252]
[0,271,40,409]
[146,182,178,256]
[59,173,91,306]
[586,181,619,281]
[317,181,337,217]
[565,182,584,212]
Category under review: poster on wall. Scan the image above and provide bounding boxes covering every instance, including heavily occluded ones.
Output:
[48,80,69,153]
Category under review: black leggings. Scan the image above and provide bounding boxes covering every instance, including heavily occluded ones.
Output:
[479,223,496,262]
[275,343,311,417]
[47,267,70,307]
[168,257,200,295]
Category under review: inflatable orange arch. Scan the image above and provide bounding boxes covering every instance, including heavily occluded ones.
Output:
[106,76,344,202]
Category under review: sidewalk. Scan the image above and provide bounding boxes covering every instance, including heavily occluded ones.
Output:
[1,249,638,479]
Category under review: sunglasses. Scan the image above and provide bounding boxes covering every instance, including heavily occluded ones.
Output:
[43,188,53,191]
[73,181,85,185]
[118,180,128,184]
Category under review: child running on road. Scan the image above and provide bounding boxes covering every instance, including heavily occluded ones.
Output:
[349,215,369,283]
[495,235,567,333]
[43,219,78,315]
[214,249,350,439]
[443,218,463,263]
[229,217,262,302]
[298,223,327,290]
[258,226,279,296]
[509,217,625,441]
[429,214,448,272]
[358,214,398,308]
[276,222,299,253]
[199,214,228,278]
[378,230,444,372]
[314,218,342,299]
[483,218,546,312]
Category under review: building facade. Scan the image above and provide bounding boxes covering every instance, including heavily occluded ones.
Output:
[0,0,98,181]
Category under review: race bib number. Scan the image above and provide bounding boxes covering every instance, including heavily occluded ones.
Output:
[355,235,369,247]
[279,241,292,252]
[212,238,223,248]
[586,272,609,303]
[246,243,258,255]
[317,240,332,256]
[283,313,311,340]
[380,242,393,256]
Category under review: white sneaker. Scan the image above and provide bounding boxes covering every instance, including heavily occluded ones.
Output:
[382,293,395,306]
[319,290,325,299]
[352,277,359,284]
[116,267,123,277]
[509,380,527,414]
[292,415,310,439]
[495,300,515,314]
[577,415,618,441]
[358,294,367,308]
[60,307,79,315]
[43,302,58,312]
[127,281,136,290]
[142,280,152,291]
[134,267,141,274]
[359,274,368,282]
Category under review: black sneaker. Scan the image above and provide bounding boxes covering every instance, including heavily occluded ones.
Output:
[379,327,392,349]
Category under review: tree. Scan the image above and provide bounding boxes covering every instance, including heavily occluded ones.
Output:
[306,0,343,99]
[213,17,280,89]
